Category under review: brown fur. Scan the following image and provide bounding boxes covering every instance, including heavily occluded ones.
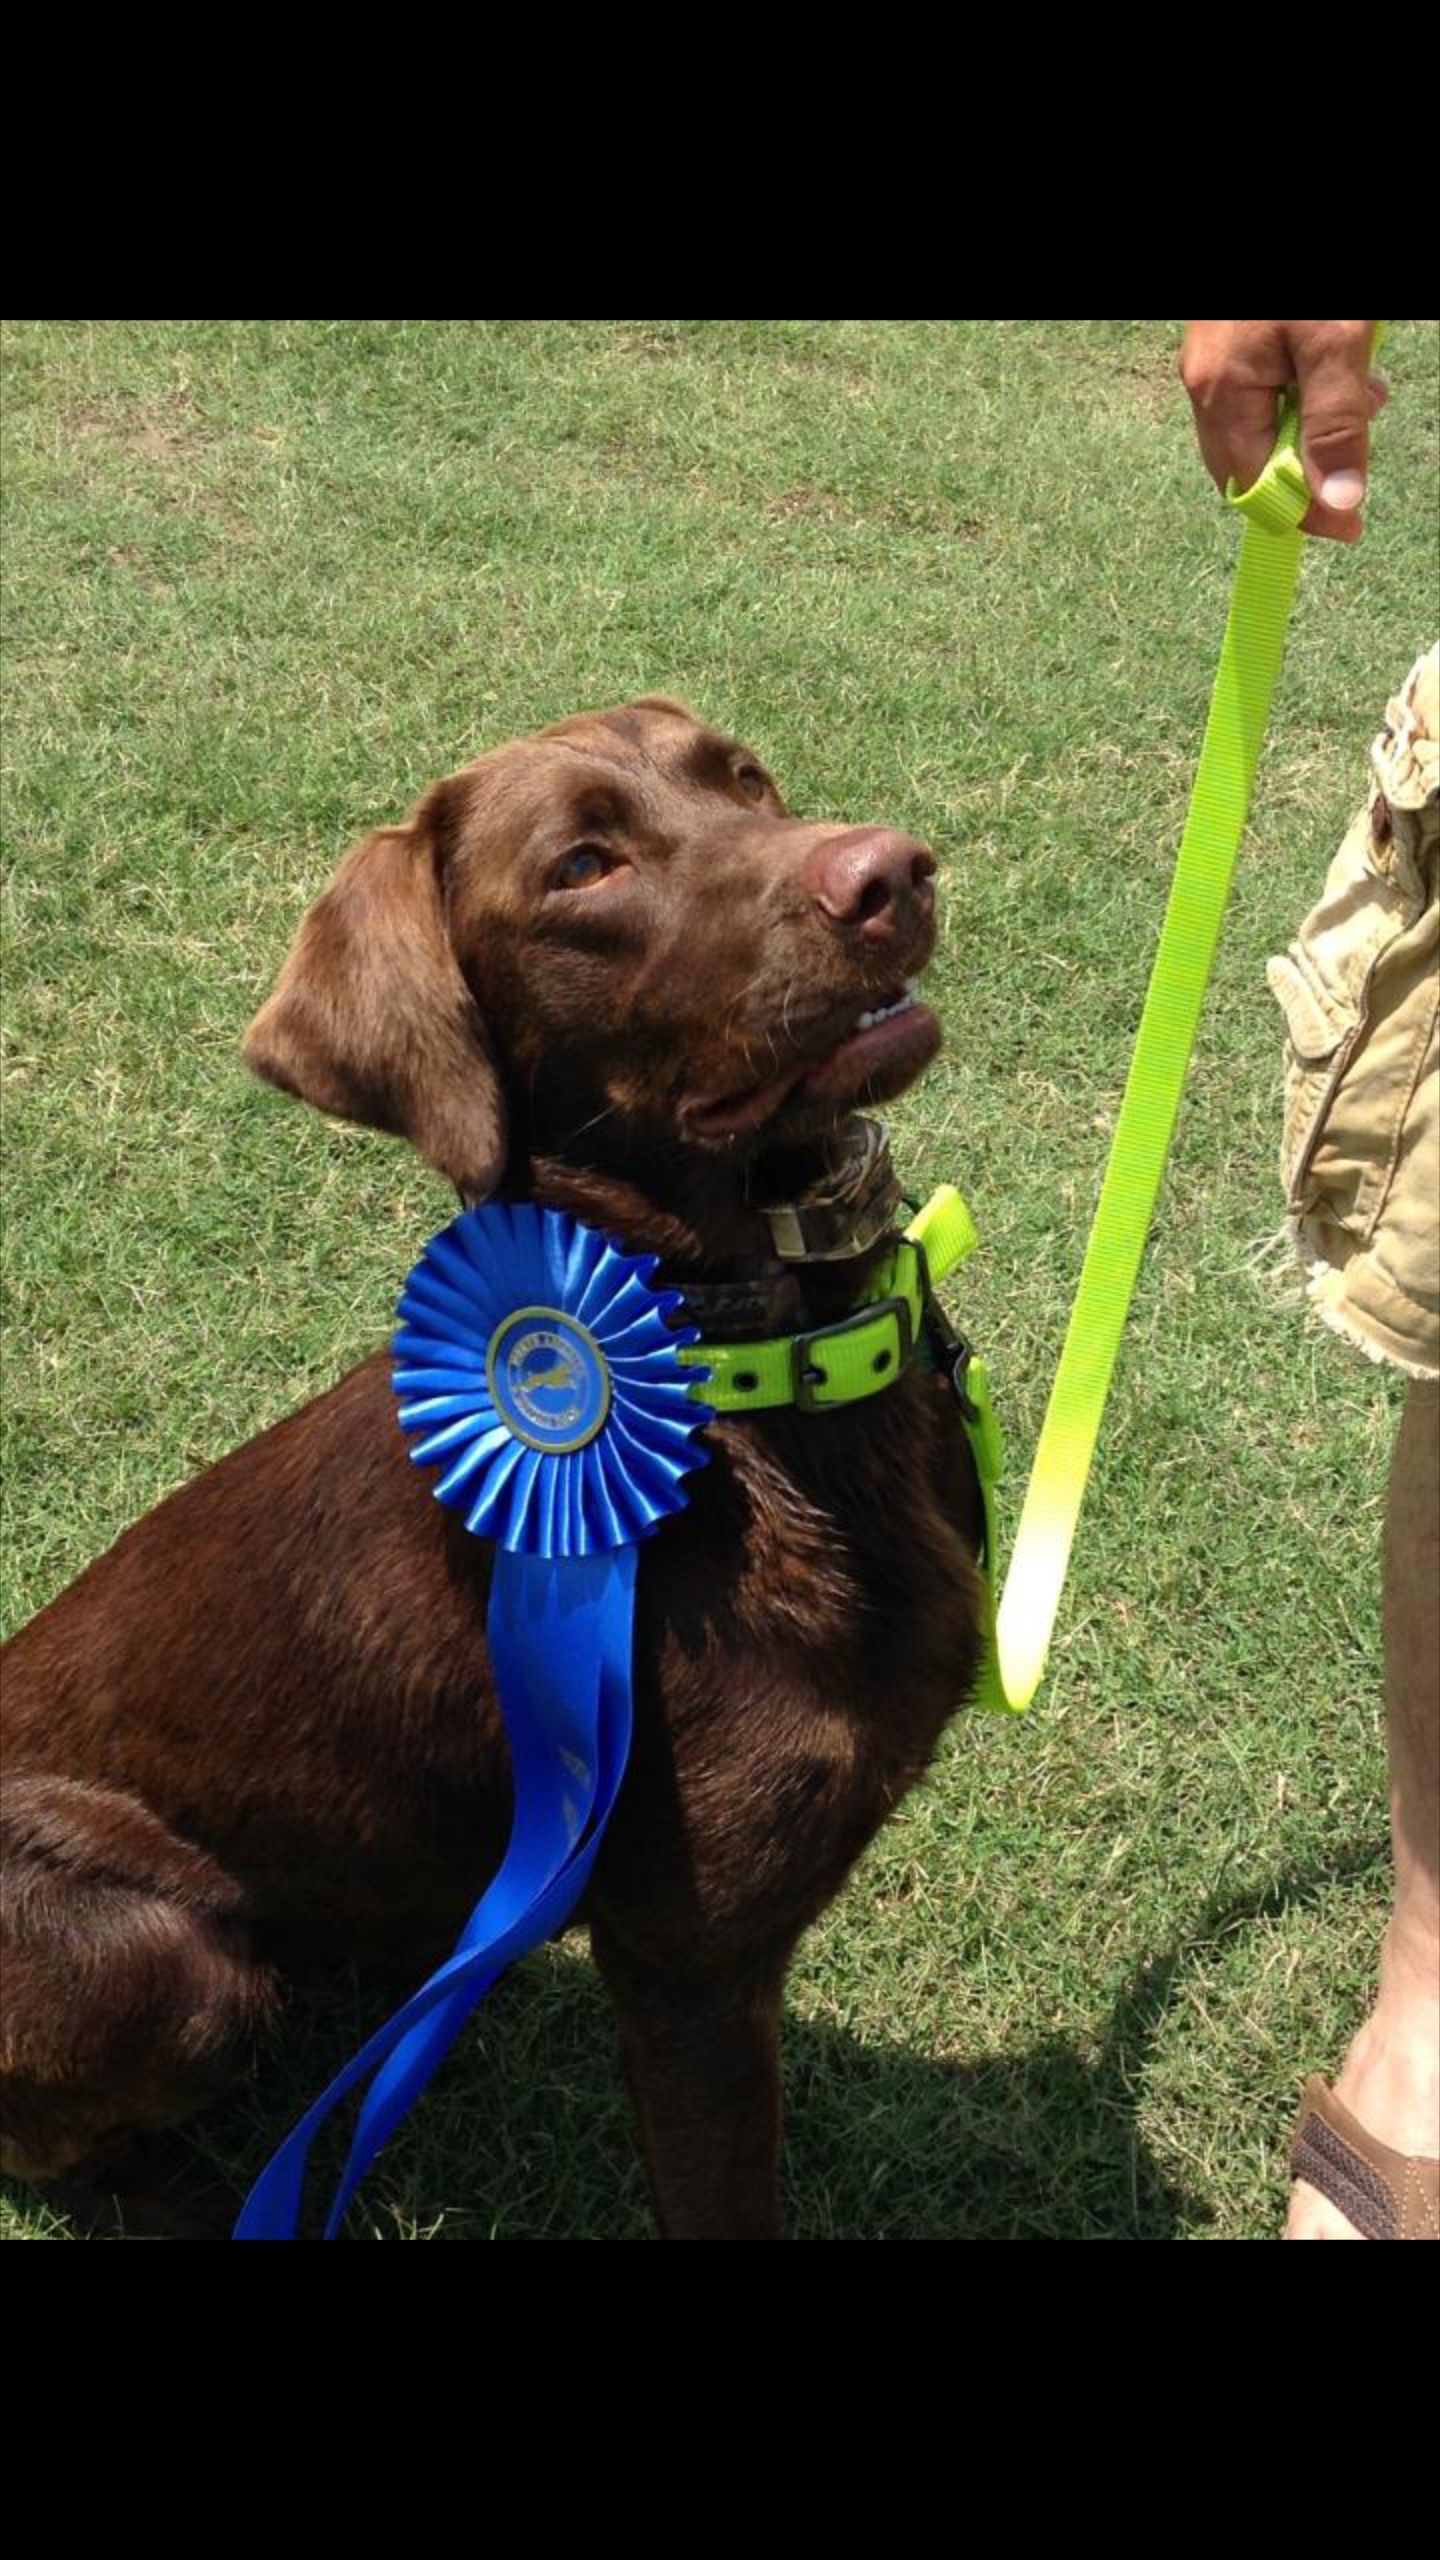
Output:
[1,700,983,2237]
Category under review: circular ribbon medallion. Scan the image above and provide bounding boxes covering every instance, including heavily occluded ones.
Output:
[392,1198,712,1558]
[487,1305,611,1453]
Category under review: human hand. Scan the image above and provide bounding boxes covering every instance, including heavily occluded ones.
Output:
[1179,321,1387,541]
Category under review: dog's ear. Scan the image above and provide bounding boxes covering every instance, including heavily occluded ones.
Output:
[243,780,505,1199]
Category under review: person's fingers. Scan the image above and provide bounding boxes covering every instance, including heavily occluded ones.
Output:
[1189,379,1278,500]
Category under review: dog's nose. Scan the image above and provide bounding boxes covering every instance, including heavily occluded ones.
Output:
[804,829,936,942]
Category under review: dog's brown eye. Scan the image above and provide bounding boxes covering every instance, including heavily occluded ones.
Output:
[553,846,612,891]
[735,764,767,801]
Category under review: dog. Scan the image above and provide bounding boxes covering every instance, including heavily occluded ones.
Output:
[0,698,985,2238]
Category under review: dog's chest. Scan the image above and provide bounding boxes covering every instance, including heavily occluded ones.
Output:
[637,1374,984,1760]
[583,1374,984,1952]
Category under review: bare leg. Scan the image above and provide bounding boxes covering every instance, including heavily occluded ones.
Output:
[1287,1378,1440,2237]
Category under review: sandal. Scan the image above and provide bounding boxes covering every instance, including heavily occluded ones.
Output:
[1290,2076,1440,2240]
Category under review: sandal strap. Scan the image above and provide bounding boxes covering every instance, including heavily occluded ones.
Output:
[1290,2076,1440,2240]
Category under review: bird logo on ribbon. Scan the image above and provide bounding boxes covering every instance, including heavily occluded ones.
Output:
[488,1309,611,1451]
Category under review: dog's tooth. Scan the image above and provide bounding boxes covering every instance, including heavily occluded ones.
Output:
[857,990,919,1034]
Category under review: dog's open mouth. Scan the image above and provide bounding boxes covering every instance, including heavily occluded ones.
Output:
[688,982,941,1140]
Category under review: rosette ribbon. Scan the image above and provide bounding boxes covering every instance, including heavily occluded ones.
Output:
[234,1201,711,2239]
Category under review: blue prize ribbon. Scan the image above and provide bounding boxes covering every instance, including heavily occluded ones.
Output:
[234,1204,710,2240]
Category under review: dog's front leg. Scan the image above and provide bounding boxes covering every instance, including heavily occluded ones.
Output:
[589,1922,789,2241]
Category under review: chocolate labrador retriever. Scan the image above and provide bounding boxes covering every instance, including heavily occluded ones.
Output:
[0,698,985,2237]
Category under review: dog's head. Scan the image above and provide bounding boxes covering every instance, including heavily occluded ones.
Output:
[244,700,941,1206]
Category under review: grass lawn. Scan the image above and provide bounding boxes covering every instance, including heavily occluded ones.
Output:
[3,317,1436,2239]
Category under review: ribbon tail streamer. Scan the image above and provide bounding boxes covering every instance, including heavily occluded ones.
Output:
[236,1551,637,2238]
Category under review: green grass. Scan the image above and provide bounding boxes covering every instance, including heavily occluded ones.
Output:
[3,318,1436,2239]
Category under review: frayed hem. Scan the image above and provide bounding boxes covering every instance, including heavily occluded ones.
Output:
[1283,1219,1439,1382]
[1246,1221,1313,1314]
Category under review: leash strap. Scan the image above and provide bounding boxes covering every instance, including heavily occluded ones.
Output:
[972,352,1375,1712]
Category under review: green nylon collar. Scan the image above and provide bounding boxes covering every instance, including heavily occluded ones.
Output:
[674,1179,1006,1665]
[675,1183,983,1415]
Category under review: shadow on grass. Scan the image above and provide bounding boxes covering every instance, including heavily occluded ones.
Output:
[2,1839,1385,2241]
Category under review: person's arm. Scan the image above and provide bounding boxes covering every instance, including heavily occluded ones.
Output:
[1179,320,1385,541]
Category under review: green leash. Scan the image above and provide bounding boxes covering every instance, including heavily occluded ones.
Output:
[678,341,1380,1718]
[968,344,1382,1712]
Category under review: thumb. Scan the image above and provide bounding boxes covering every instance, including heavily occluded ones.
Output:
[1295,322,1377,516]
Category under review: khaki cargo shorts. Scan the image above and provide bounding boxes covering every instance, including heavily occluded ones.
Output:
[1267,643,1439,1381]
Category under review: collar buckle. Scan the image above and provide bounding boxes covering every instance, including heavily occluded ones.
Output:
[791,1293,915,1414]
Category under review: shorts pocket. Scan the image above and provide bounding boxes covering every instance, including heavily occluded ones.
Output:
[1266,949,1356,1210]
